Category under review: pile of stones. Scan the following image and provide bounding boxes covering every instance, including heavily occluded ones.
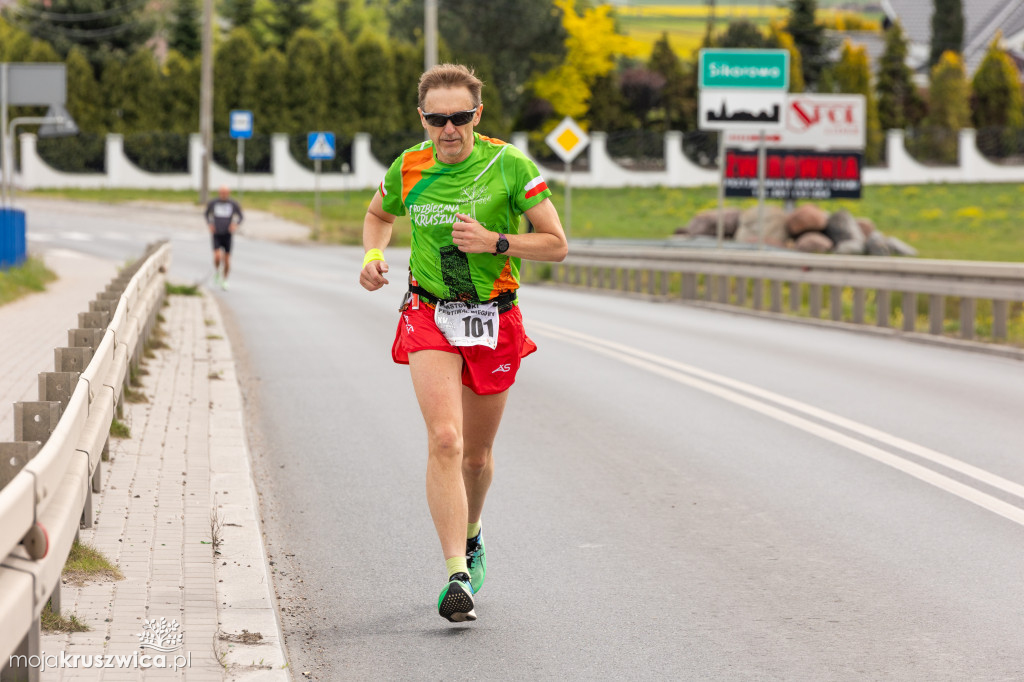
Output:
[677,205,917,256]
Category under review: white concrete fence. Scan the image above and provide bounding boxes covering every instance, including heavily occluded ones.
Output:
[12,128,1024,193]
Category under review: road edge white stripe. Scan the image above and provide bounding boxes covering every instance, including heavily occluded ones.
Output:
[532,321,1024,528]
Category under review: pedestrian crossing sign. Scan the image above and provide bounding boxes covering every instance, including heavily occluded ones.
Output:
[307,132,336,160]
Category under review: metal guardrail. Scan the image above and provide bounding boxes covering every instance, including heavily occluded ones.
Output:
[524,244,1024,358]
[0,240,170,680]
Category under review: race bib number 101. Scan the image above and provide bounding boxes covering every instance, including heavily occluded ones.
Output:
[434,301,499,349]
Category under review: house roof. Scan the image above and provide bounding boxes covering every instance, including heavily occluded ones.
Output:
[882,0,1024,75]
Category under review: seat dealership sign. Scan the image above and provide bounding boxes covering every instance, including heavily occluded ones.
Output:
[724,93,866,150]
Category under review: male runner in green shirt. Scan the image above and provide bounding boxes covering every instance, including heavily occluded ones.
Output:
[359,63,568,623]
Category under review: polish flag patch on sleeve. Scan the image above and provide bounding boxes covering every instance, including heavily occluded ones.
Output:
[524,176,548,200]
[379,176,388,196]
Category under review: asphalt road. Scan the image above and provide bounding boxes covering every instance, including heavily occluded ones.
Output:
[24,199,1024,681]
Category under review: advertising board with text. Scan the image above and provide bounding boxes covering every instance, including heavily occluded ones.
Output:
[724,148,863,200]
[724,94,866,150]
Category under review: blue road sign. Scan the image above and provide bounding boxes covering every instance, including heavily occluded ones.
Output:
[230,110,254,139]
[307,132,336,160]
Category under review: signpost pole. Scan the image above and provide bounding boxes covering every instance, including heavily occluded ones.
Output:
[237,138,245,200]
[314,158,322,237]
[757,129,767,249]
[1,63,8,207]
[716,136,726,248]
[564,161,572,240]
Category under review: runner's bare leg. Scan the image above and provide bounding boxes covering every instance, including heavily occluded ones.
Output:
[462,386,508,525]
[409,350,468,561]
[223,252,231,278]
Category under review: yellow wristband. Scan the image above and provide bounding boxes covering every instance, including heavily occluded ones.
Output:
[362,248,384,268]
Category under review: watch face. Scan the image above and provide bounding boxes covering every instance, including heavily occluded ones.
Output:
[497,234,509,253]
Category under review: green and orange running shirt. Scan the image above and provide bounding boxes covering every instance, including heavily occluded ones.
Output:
[379,133,552,302]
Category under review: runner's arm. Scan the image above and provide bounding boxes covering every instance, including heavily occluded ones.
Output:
[360,190,397,291]
[451,198,567,262]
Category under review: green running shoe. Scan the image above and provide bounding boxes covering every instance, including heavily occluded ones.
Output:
[437,572,476,623]
[466,531,486,593]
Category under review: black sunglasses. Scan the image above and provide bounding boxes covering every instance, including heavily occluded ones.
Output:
[422,108,477,127]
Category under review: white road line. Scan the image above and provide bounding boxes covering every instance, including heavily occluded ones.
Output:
[531,320,1024,528]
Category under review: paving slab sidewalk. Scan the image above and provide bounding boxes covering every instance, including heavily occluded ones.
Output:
[1,249,290,680]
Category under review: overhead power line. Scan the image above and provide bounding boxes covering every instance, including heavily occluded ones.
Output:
[4,0,148,23]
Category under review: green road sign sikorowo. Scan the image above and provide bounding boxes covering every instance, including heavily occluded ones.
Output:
[699,49,789,90]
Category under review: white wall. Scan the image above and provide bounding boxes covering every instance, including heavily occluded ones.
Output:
[14,128,1024,192]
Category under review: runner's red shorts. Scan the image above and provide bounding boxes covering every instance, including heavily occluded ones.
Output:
[392,303,537,395]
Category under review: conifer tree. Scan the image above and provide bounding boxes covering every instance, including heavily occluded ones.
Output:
[922,51,970,164]
[833,40,883,164]
[17,0,155,65]
[876,20,925,130]
[785,0,828,90]
[285,29,329,134]
[352,32,399,136]
[169,0,201,60]
[214,28,259,132]
[929,0,963,67]
[252,48,293,134]
[648,32,690,130]
[970,36,1024,157]
[160,50,199,135]
[120,47,161,132]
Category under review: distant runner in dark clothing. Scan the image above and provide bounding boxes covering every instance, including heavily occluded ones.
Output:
[205,185,243,290]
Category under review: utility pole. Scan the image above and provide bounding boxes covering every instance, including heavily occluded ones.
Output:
[199,0,214,204]
[425,0,438,70]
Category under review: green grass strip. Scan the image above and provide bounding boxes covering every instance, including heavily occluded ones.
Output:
[0,257,57,307]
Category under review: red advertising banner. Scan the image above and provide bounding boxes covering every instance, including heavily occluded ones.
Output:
[724,148,863,200]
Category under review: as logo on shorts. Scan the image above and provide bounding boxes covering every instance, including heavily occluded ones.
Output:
[403,314,414,334]
[491,364,511,374]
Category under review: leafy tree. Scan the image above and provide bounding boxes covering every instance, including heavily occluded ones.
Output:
[832,40,883,164]
[214,28,259,132]
[533,0,642,123]
[65,46,103,131]
[770,23,806,93]
[619,67,666,130]
[876,20,925,130]
[24,38,61,62]
[286,28,329,134]
[921,51,970,164]
[929,0,963,67]
[97,51,127,132]
[267,0,319,49]
[970,35,1024,157]
[15,0,155,66]
[337,0,388,41]
[586,73,632,132]
[785,0,828,90]
[120,47,161,133]
[0,15,33,61]
[716,20,774,49]
[388,0,567,128]
[252,48,293,134]
[169,0,201,60]
[648,32,691,130]
[325,31,361,137]
[159,50,199,135]
[224,0,256,30]
[352,31,399,136]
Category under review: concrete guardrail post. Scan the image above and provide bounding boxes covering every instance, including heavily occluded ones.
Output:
[53,347,93,374]
[13,401,62,443]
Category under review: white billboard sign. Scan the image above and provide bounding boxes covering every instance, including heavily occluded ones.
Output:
[725,93,866,150]
[698,89,786,131]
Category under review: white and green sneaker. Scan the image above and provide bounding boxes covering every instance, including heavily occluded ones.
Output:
[466,531,486,593]
[437,572,476,623]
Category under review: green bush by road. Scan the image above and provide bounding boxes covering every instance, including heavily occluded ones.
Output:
[26,183,1024,263]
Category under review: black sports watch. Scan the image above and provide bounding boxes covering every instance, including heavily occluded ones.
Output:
[494,233,510,255]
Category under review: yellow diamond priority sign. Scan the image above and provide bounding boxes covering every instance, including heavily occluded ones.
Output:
[545,116,589,164]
